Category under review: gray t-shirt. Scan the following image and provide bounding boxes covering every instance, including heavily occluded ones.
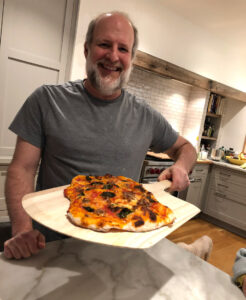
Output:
[9,80,178,189]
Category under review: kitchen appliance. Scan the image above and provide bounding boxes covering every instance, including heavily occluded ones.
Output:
[140,154,174,183]
[210,148,224,161]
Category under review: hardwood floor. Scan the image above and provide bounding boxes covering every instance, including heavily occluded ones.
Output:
[167,217,246,276]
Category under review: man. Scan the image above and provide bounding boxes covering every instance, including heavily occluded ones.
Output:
[4,11,197,259]
[233,248,246,297]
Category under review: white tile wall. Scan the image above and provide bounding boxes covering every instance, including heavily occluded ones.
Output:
[126,67,207,149]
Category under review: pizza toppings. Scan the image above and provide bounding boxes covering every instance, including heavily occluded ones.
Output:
[64,174,175,232]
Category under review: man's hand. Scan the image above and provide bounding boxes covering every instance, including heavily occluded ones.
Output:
[4,230,45,259]
[158,165,190,192]
[243,276,246,297]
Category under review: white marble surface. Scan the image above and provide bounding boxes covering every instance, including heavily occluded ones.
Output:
[0,238,244,300]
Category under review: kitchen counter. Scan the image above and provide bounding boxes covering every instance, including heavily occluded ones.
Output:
[0,238,244,300]
[197,159,246,173]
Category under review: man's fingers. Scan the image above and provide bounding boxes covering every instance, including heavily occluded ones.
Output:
[3,244,14,259]
[37,231,46,249]
[3,230,46,259]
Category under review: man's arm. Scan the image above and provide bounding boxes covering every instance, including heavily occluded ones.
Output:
[4,137,45,259]
[158,136,197,192]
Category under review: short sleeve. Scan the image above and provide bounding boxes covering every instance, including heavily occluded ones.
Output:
[9,86,46,149]
[149,108,178,153]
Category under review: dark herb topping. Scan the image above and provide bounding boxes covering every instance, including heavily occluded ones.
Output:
[90,181,104,186]
[83,206,94,212]
[86,176,92,181]
[134,219,144,227]
[118,208,132,219]
[78,191,85,196]
[108,206,121,212]
[101,191,116,198]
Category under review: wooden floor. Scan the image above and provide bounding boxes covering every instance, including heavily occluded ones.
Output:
[167,217,246,276]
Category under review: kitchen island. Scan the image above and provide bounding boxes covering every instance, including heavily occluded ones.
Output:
[0,237,244,300]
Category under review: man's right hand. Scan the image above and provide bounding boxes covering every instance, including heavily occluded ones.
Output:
[4,230,45,259]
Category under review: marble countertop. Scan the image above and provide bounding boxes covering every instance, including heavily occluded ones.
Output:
[0,237,244,300]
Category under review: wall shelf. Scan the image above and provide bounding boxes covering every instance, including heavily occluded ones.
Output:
[201,136,217,141]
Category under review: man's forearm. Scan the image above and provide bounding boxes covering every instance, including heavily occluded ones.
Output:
[170,142,197,174]
[5,165,36,236]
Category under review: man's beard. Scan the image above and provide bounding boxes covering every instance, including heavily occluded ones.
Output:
[86,54,132,96]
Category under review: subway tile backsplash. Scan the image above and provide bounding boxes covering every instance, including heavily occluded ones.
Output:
[126,66,207,149]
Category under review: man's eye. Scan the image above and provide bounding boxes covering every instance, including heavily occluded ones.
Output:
[119,47,128,53]
[99,43,109,48]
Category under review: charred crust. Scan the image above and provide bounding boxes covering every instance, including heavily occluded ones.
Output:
[134,184,145,192]
[134,219,144,227]
[148,210,157,221]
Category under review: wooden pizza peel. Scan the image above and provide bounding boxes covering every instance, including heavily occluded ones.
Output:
[22,180,200,249]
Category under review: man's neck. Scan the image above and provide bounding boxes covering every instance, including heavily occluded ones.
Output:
[83,79,122,100]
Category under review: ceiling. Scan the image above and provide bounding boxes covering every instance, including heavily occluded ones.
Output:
[161,0,246,50]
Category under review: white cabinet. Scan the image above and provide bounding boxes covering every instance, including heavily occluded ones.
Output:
[203,165,246,230]
[179,164,209,209]
[0,165,9,222]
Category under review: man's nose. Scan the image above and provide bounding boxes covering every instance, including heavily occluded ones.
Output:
[106,46,119,62]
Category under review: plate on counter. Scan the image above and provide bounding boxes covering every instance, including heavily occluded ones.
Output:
[22,181,200,249]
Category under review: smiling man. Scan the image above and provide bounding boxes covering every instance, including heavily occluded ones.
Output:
[4,11,198,259]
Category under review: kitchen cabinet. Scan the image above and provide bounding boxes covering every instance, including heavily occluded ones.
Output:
[0,165,9,222]
[179,164,209,209]
[0,0,78,158]
[203,165,246,230]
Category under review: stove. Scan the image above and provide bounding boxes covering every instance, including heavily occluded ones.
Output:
[140,154,174,183]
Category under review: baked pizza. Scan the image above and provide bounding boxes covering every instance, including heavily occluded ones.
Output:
[64,174,175,232]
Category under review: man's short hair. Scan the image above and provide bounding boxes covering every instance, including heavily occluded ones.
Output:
[85,11,138,59]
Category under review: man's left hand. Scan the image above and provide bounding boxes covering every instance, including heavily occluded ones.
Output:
[158,165,190,192]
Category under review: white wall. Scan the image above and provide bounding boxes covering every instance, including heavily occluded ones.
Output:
[70,0,246,93]
[219,99,246,153]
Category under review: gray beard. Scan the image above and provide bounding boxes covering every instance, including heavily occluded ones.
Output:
[86,56,132,96]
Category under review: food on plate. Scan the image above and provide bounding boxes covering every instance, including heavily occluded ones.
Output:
[64,174,175,232]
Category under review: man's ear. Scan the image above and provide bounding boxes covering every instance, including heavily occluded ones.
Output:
[84,42,88,58]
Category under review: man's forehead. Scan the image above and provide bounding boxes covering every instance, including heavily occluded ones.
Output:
[93,13,134,40]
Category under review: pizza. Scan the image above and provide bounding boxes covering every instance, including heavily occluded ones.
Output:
[64,174,175,232]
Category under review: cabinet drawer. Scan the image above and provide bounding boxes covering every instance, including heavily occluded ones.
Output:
[214,167,246,186]
[213,181,246,202]
[204,188,246,230]
[192,165,209,177]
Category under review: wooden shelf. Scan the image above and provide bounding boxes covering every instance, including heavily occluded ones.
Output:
[201,136,217,141]
[206,112,221,118]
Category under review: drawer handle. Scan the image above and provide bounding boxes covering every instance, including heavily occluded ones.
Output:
[190,178,202,183]
[219,172,231,177]
[1,171,7,176]
[215,192,225,198]
[217,184,228,188]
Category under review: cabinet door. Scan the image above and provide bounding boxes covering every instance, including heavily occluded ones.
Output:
[181,164,209,208]
[0,0,78,157]
[0,165,9,222]
[185,178,204,208]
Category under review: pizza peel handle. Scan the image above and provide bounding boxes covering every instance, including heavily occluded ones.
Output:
[144,180,172,194]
